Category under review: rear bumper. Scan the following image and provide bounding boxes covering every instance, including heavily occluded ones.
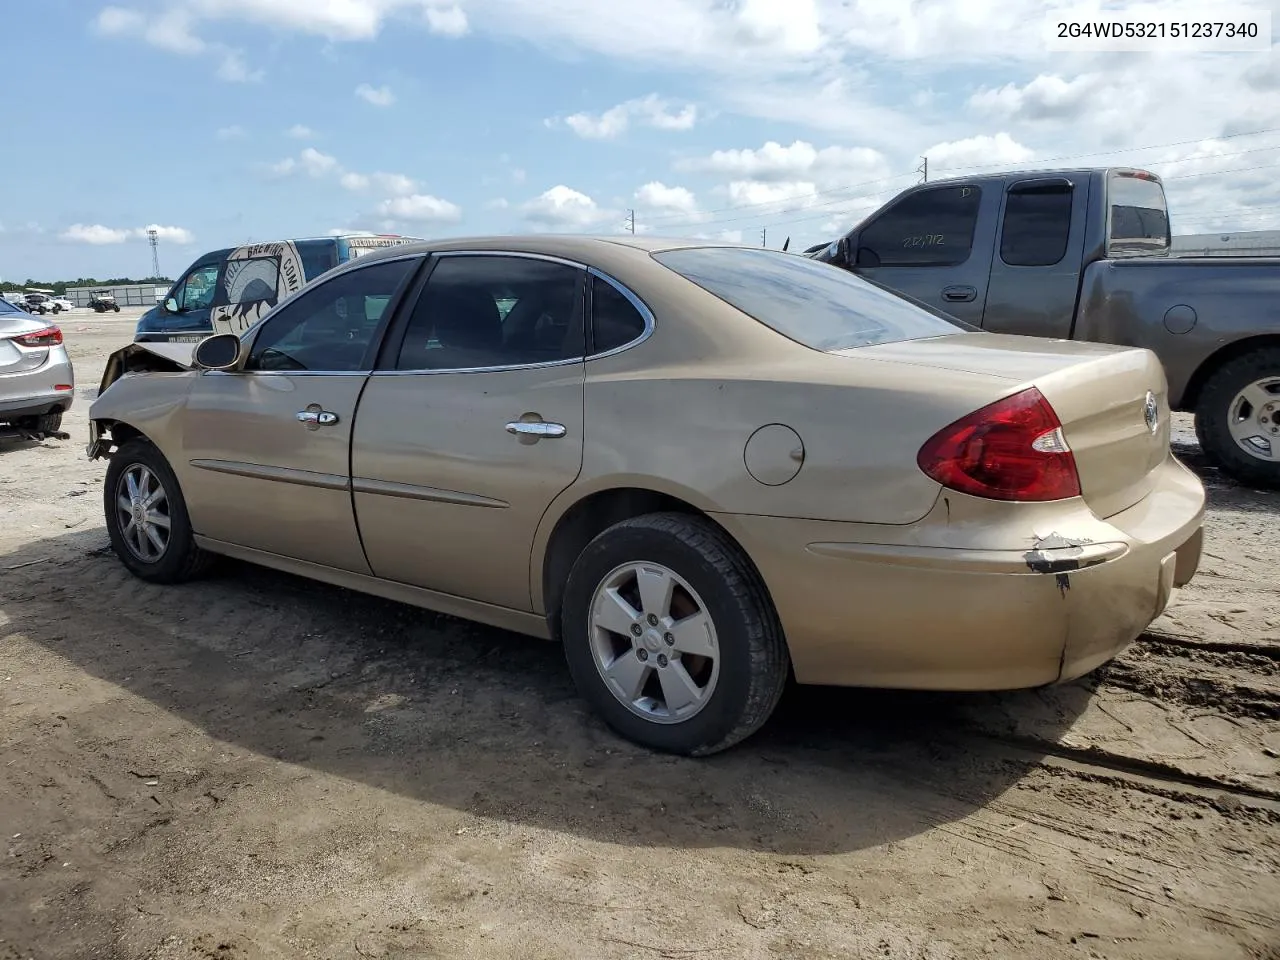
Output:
[0,389,75,421]
[716,456,1205,691]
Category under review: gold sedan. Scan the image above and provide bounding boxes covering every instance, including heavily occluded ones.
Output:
[88,236,1206,755]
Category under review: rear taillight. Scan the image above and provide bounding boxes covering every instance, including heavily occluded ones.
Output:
[13,325,63,347]
[917,387,1082,502]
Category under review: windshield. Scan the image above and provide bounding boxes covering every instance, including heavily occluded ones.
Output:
[0,296,24,315]
[1107,173,1170,256]
[651,246,971,352]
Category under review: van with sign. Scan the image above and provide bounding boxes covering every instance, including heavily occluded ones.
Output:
[133,234,419,344]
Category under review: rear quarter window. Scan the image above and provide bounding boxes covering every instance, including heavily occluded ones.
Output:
[651,246,971,351]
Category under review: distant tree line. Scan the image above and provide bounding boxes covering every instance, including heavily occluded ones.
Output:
[1,276,173,295]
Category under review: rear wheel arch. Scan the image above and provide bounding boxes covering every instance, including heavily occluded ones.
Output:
[1178,333,1280,412]
[538,486,780,645]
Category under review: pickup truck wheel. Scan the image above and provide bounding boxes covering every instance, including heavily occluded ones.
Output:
[1194,346,1280,489]
[560,512,789,756]
[104,438,214,583]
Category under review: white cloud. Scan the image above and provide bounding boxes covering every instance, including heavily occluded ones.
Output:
[922,133,1035,174]
[286,124,316,139]
[62,224,131,245]
[341,172,372,191]
[356,83,396,107]
[61,223,194,245]
[217,49,262,82]
[680,139,890,186]
[95,6,145,34]
[426,3,468,36]
[299,147,340,176]
[143,224,196,244]
[373,172,418,196]
[555,94,698,140]
[377,194,462,223]
[635,182,699,216]
[486,198,510,210]
[523,186,613,231]
[969,74,1101,123]
[215,125,247,140]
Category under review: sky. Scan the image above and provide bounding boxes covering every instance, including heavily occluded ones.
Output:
[2,0,1279,281]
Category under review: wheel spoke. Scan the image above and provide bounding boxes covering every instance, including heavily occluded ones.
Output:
[144,486,167,509]
[636,566,675,620]
[133,523,151,559]
[658,662,702,714]
[1237,382,1275,414]
[125,471,141,501]
[592,587,641,638]
[604,652,650,701]
[146,511,171,529]
[145,525,167,555]
[668,612,716,659]
[117,495,133,514]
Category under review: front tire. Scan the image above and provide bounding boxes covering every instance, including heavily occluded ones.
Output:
[104,438,212,583]
[561,512,789,756]
[1194,346,1280,489]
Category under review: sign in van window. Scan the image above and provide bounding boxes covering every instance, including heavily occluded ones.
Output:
[223,256,280,304]
[857,185,983,267]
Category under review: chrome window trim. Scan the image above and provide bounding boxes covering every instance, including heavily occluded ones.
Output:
[585,266,655,360]
[215,249,658,378]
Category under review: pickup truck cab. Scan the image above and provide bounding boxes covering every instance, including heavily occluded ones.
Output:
[134,233,420,344]
[813,168,1280,488]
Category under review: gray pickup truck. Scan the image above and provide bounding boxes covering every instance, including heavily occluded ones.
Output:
[811,167,1280,489]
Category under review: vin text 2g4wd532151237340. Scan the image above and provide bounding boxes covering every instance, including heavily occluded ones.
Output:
[811,168,1280,489]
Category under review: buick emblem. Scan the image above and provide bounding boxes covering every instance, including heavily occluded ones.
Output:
[1143,391,1159,434]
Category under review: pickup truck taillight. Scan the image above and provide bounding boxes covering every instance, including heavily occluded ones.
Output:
[917,387,1082,502]
[12,325,63,347]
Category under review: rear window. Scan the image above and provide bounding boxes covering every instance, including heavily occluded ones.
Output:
[651,246,970,351]
[1108,173,1170,256]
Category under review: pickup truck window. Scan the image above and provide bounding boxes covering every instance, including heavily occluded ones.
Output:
[1107,173,1170,255]
[855,185,982,267]
[1000,185,1072,267]
[653,246,967,352]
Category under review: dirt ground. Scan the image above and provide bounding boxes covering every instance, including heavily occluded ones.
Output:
[2,311,1278,960]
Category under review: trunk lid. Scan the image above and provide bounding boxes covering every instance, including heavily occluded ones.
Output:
[846,333,1171,517]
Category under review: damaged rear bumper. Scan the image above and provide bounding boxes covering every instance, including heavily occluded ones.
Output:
[714,457,1206,691]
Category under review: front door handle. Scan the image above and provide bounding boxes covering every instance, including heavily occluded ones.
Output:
[942,285,977,302]
[506,420,567,439]
[297,409,340,426]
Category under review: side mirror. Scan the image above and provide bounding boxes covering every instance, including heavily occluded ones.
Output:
[193,333,242,371]
[164,297,180,313]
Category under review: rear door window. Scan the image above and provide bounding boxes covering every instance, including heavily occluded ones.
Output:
[1107,173,1170,255]
[652,246,969,351]
[1000,183,1074,267]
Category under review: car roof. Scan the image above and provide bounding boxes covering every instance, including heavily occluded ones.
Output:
[348,233,754,266]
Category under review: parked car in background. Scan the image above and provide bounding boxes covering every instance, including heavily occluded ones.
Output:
[88,236,1204,755]
[811,168,1280,488]
[133,233,421,343]
[0,295,73,440]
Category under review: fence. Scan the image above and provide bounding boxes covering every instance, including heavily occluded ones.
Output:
[63,284,169,308]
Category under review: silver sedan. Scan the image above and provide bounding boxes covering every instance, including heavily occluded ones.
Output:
[0,297,74,439]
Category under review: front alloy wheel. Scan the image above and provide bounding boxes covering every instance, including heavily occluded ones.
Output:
[114,462,172,563]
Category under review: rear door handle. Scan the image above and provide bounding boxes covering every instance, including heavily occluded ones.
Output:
[506,420,567,439]
[942,285,977,302]
[297,409,340,426]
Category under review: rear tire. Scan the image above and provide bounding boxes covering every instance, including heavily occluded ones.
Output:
[35,412,62,433]
[561,512,789,756]
[1194,346,1280,490]
[104,438,213,583]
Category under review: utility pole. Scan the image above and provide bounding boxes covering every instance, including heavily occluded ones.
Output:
[147,228,160,278]
[917,156,928,184]
[624,209,635,234]
[760,227,767,247]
